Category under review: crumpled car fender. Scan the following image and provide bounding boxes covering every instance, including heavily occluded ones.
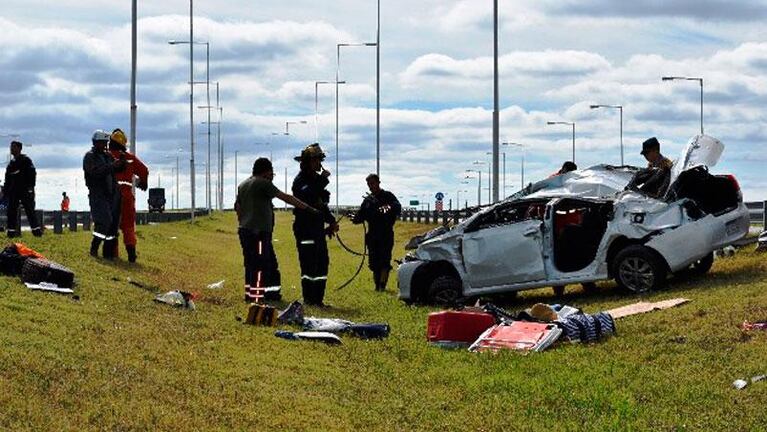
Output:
[645,215,716,271]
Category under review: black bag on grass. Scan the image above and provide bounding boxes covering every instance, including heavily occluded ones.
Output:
[21,258,75,288]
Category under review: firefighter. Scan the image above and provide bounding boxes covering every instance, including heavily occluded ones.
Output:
[2,140,42,238]
[108,129,149,262]
[352,174,401,291]
[235,157,318,303]
[291,144,338,306]
[83,130,125,258]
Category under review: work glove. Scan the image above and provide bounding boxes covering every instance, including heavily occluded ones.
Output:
[138,179,148,191]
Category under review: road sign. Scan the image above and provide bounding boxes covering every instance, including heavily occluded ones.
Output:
[435,192,445,200]
[409,200,419,206]
[435,200,443,212]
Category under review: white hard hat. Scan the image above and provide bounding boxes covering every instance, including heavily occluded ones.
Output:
[92,129,110,142]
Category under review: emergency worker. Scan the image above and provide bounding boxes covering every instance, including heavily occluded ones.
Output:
[235,157,318,303]
[2,140,41,238]
[641,137,673,170]
[61,192,70,212]
[83,130,125,258]
[108,128,149,262]
[352,174,401,291]
[291,144,338,306]
[634,136,673,198]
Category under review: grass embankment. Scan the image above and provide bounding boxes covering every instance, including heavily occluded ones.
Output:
[1,211,767,431]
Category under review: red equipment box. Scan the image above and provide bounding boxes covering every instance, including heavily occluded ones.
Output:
[427,310,496,344]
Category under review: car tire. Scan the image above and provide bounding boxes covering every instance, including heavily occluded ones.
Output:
[428,275,463,305]
[613,245,667,294]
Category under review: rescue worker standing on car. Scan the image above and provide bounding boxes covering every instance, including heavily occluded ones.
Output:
[108,128,149,262]
[352,174,401,291]
[641,137,673,170]
[84,130,125,259]
[292,144,338,306]
[236,157,318,303]
[638,137,673,198]
[2,140,42,238]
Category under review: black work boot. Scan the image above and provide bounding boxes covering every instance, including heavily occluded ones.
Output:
[379,270,390,292]
[90,238,102,257]
[102,239,115,260]
[372,270,380,291]
[127,246,137,263]
[31,227,43,237]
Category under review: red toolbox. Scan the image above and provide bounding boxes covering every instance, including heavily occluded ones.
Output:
[427,310,496,344]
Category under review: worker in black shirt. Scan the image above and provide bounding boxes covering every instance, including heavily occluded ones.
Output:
[352,174,401,291]
[83,130,125,258]
[2,140,41,238]
[291,144,338,306]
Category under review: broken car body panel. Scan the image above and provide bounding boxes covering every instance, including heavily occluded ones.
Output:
[399,134,750,301]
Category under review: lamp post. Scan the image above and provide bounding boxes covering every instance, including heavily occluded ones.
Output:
[492,0,500,204]
[456,189,468,210]
[130,0,137,155]
[483,155,492,203]
[465,171,481,207]
[337,41,377,215]
[170,40,211,210]
[315,80,345,142]
[168,25,197,219]
[503,142,525,190]
[547,121,576,163]
[662,76,704,135]
[590,104,624,165]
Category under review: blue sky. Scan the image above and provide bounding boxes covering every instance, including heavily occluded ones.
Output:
[1,0,767,210]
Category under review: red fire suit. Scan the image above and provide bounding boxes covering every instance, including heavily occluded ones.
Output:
[109,149,149,253]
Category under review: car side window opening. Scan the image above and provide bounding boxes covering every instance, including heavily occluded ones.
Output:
[552,200,612,273]
[470,200,548,231]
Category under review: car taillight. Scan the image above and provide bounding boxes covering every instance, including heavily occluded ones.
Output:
[725,174,740,191]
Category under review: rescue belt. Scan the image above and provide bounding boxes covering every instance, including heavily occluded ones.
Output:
[333,215,367,291]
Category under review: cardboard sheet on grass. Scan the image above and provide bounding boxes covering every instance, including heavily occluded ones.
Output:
[605,298,689,319]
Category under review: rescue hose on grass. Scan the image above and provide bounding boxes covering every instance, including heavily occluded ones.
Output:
[333,215,367,291]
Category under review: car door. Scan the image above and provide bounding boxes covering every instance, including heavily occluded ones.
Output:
[461,207,547,288]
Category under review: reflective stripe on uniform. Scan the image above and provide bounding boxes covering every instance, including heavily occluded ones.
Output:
[117,181,133,186]
[263,286,281,292]
[299,240,315,245]
[93,231,107,239]
[258,240,263,256]
[301,275,327,281]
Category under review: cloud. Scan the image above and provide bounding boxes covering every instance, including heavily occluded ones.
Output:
[545,0,767,22]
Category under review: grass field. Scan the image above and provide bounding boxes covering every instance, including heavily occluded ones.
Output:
[1,211,767,431]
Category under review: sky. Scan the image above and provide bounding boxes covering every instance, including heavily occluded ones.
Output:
[2,0,767,211]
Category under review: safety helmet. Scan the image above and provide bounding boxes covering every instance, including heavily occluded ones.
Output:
[294,143,326,162]
[92,129,110,142]
[110,129,127,146]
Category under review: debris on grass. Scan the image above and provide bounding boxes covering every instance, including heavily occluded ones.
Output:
[605,298,690,319]
[154,290,196,310]
[741,321,767,331]
[274,330,343,345]
[24,282,74,295]
[206,279,225,289]
[734,375,767,390]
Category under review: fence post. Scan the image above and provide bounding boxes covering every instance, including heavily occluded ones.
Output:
[68,212,77,232]
[82,212,91,231]
[53,211,63,234]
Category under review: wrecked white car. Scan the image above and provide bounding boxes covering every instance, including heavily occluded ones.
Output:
[398,135,749,303]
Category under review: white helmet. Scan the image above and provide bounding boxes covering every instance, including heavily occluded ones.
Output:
[92,129,110,142]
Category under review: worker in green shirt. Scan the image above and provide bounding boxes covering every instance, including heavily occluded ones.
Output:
[235,157,318,303]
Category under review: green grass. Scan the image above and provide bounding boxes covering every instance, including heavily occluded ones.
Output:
[2,211,767,431]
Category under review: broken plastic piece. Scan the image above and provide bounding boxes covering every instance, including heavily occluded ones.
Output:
[207,279,225,289]
[25,282,74,294]
[733,379,748,390]
[274,330,342,345]
[154,290,196,310]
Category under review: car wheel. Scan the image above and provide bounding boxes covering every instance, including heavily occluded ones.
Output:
[687,252,714,276]
[613,245,667,293]
[428,275,463,305]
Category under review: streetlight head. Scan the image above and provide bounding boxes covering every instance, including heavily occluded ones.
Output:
[299,121,308,124]
[662,76,675,81]
[365,43,377,46]
[589,105,600,109]
[547,121,557,125]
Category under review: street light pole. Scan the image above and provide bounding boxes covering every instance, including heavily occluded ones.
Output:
[662,76,704,135]
[492,0,500,204]
[376,0,381,177]
[130,0,137,155]
[465,170,482,207]
[315,80,346,143]
[546,121,576,163]
[336,42,376,216]
[590,104,624,165]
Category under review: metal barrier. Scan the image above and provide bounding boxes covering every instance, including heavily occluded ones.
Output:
[0,208,211,234]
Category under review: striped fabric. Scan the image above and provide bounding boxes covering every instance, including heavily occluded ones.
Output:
[558,312,615,343]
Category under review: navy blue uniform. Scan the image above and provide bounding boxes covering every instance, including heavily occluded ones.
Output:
[3,154,40,237]
[292,171,335,305]
[83,148,122,256]
[352,190,401,290]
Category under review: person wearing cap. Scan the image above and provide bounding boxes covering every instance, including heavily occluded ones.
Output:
[108,128,149,263]
[351,174,401,291]
[641,137,673,170]
[291,143,339,306]
[236,157,318,303]
[632,137,673,198]
[83,130,125,258]
[1,140,41,238]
